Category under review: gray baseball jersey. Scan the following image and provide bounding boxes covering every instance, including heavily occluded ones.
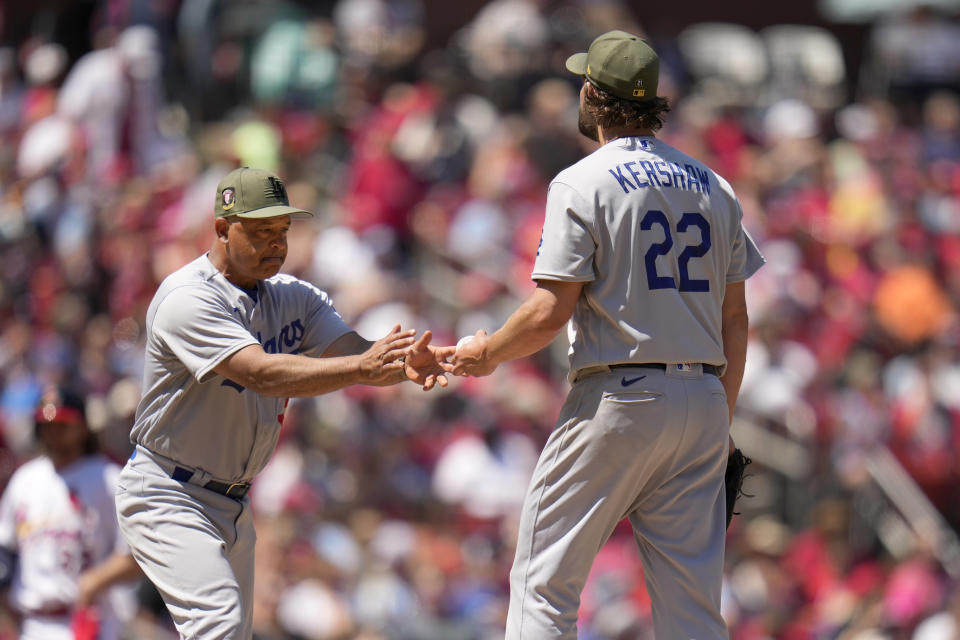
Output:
[507,136,764,639]
[532,136,764,379]
[119,253,353,640]
[130,253,352,482]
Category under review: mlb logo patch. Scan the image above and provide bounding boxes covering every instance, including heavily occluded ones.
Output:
[222,187,236,210]
[265,176,287,201]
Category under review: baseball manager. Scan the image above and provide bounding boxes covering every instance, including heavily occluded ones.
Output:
[115,167,451,639]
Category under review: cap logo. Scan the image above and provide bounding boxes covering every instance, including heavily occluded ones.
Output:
[633,80,645,98]
[265,176,287,202]
[222,187,236,210]
[41,403,58,422]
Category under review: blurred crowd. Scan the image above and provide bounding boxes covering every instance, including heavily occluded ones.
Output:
[2,0,960,638]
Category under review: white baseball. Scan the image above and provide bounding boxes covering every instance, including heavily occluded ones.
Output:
[456,335,475,353]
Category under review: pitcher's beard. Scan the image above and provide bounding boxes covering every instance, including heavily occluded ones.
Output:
[578,109,599,142]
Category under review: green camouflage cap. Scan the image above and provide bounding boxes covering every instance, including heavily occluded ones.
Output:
[565,30,659,102]
[214,168,313,219]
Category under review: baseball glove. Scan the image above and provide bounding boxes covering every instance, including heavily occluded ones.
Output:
[725,448,752,530]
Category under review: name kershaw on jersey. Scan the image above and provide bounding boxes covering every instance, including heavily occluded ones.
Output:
[607,159,712,195]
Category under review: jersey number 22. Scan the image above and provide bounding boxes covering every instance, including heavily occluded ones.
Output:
[641,210,710,292]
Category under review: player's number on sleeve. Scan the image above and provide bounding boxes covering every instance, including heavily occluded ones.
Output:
[641,210,711,292]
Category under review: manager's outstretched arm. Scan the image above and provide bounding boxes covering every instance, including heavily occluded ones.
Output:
[214,326,453,396]
[214,325,415,397]
[322,329,455,390]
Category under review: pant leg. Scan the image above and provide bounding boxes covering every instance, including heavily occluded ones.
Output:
[230,501,256,634]
[627,371,730,640]
[506,371,678,639]
[115,453,253,640]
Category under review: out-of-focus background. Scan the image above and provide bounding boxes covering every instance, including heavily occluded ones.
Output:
[2,0,960,638]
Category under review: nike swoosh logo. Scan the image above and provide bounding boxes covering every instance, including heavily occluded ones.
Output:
[621,375,647,387]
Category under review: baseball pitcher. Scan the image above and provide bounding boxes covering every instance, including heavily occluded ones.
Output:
[451,31,765,639]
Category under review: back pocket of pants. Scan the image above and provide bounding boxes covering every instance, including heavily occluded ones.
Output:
[601,390,663,405]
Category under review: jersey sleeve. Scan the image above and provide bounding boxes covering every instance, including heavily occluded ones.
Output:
[152,285,260,383]
[726,200,766,283]
[531,180,597,282]
[295,282,354,357]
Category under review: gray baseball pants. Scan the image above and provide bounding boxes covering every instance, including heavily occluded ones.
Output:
[505,364,730,639]
[115,446,255,639]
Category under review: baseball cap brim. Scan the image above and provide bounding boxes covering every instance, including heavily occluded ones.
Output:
[565,52,588,75]
[228,205,313,219]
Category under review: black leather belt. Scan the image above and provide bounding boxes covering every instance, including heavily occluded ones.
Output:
[608,363,721,377]
[171,466,251,499]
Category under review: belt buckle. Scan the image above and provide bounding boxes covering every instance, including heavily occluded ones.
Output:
[226,482,249,498]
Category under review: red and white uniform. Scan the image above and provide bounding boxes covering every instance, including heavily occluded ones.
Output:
[0,455,135,640]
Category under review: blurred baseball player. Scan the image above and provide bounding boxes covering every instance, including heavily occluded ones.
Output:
[451,31,765,638]
[0,385,141,640]
[116,167,452,639]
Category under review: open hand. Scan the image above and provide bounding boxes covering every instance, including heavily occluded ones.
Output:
[360,325,416,384]
[405,331,457,390]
